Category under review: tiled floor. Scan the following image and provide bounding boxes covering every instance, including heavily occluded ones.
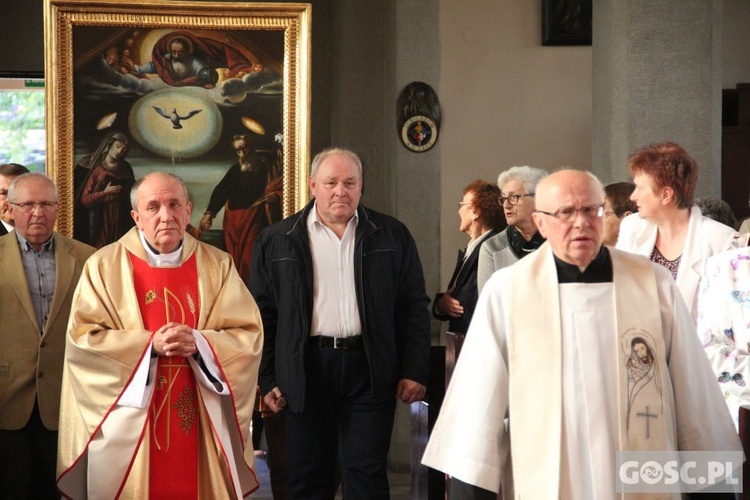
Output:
[250,454,412,499]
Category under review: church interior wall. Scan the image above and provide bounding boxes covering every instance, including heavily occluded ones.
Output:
[436,0,592,300]
[3,0,750,478]
[723,0,750,90]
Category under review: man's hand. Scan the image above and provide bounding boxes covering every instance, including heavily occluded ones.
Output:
[152,322,197,358]
[199,213,213,232]
[395,379,426,404]
[437,287,464,318]
[263,387,287,413]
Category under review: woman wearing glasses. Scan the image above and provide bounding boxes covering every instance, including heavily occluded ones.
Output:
[616,141,740,321]
[433,180,504,335]
[477,166,549,291]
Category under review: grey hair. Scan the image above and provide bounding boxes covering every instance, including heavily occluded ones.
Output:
[130,172,190,209]
[310,148,363,179]
[696,197,737,228]
[8,172,59,202]
[497,166,549,194]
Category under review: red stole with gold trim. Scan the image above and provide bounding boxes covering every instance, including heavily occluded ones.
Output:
[129,252,201,498]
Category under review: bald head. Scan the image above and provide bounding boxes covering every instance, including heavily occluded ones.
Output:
[532,170,606,271]
[535,170,605,211]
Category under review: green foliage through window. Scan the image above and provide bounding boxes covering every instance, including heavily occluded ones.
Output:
[0,90,46,171]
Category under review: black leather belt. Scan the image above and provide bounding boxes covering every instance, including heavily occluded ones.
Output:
[308,335,363,349]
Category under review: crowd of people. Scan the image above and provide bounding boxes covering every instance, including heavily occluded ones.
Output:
[427,141,750,498]
[1,139,750,498]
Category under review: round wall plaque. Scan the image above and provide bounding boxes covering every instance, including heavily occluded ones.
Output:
[397,82,441,153]
[400,115,438,152]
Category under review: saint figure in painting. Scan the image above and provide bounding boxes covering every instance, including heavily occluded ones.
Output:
[200,134,283,284]
[75,132,136,248]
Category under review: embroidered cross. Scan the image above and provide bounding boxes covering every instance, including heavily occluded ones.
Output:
[637,406,658,439]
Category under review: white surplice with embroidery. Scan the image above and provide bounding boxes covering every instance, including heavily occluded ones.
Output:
[422,245,741,499]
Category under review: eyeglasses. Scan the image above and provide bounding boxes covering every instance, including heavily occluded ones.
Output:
[535,204,604,222]
[498,193,534,206]
[10,201,58,213]
[457,201,472,208]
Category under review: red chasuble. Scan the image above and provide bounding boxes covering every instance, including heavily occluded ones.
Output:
[129,252,201,498]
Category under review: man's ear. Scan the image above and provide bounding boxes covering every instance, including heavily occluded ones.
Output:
[621,210,633,219]
[532,212,546,238]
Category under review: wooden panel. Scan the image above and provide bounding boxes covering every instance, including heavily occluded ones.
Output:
[722,85,750,224]
[445,332,465,389]
[738,405,750,497]
[411,345,446,500]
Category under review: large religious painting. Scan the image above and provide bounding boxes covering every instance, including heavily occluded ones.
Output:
[45,0,310,282]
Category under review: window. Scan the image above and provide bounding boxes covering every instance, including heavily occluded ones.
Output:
[0,78,45,172]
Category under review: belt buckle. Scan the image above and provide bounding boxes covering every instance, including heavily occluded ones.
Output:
[333,337,345,349]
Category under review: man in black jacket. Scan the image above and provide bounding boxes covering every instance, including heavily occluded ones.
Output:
[250,148,430,499]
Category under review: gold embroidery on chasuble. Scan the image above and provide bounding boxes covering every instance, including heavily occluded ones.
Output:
[175,385,198,435]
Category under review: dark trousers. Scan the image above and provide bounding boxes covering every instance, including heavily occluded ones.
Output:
[0,400,59,499]
[264,411,289,499]
[285,344,396,499]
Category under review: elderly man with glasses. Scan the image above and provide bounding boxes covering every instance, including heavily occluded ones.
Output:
[476,165,548,292]
[0,173,94,498]
[423,169,741,499]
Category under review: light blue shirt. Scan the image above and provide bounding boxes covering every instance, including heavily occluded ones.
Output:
[16,232,56,332]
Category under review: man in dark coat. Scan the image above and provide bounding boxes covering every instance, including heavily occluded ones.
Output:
[250,148,431,499]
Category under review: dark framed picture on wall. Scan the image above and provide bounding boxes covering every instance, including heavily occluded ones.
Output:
[44,0,311,281]
[542,0,592,46]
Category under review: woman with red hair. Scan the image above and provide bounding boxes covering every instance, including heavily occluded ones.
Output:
[616,141,740,321]
[434,179,504,335]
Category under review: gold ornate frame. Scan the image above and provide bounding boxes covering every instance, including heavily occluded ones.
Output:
[44,0,311,239]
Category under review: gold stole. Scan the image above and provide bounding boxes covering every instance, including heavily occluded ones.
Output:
[507,245,673,499]
[129,252,201,498]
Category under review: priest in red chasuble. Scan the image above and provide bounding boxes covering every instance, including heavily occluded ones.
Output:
[57,172,263,499]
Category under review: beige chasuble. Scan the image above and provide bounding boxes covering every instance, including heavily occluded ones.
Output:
[57,229,263,499]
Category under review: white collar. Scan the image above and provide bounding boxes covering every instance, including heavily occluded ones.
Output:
[138,230,183,266]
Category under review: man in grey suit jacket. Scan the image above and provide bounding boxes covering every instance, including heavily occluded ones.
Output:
[0,173,94,498]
